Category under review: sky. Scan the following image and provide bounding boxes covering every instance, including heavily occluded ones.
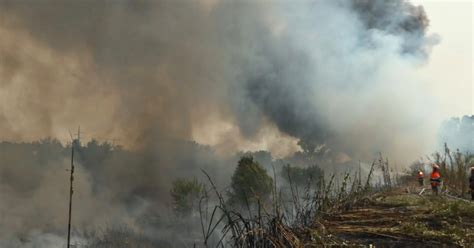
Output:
[411,0,473,117]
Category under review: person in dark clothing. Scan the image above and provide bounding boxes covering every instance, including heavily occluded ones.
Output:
[469,167,474,201]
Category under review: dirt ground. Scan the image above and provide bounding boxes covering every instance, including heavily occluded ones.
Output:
[319,188,474,247]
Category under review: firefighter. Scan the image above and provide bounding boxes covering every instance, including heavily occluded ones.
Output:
[430,164,441,196]
[417,170,424,186]
[469,167,474,201]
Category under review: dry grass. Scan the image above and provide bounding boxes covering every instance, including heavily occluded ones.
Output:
[199,160,380,247]
[430,144,474,197]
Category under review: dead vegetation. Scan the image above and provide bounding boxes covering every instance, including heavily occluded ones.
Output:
[324,192,474,247]
[429,143,474,198]
[198,152,474,248]
[199,159,381,247]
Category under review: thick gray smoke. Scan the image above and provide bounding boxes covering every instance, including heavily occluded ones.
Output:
[0,0,440,246]
[0,0,438,157]
[231,0,439,158]
[438,115,474,152]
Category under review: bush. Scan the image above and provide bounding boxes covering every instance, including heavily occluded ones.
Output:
[228,156,273,206]
[170,178,205,216]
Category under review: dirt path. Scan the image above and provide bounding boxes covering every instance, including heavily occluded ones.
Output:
[320,190,474,247]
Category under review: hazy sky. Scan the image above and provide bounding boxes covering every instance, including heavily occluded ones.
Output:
[0,0,470,159]
[412,0,473,116]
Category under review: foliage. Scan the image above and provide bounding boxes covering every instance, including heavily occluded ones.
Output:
[170,178,205,216]
[228,156,273,205]
[280,164,323,187]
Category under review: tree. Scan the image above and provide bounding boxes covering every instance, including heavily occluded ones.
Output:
[170,178,205,216]
[228,156,273,206]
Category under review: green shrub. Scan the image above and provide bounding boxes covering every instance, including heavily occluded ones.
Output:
[228,156,273,206]
[170,178,205,216]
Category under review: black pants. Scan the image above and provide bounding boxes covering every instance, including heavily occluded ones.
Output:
[432,186,438,195]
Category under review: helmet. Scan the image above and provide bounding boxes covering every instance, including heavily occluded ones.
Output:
[432,163,440,169]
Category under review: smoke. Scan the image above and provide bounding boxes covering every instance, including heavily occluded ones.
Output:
[230,0,440,160]
[0,0,442,246]
[438,115,474,152]
[0,139,229,247]
[0,0,439,158]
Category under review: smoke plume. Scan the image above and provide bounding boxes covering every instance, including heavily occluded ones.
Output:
[0,0,439,158]
[0,0,441,246]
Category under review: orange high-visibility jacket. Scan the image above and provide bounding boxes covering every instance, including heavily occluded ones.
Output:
[430,171,441,187]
